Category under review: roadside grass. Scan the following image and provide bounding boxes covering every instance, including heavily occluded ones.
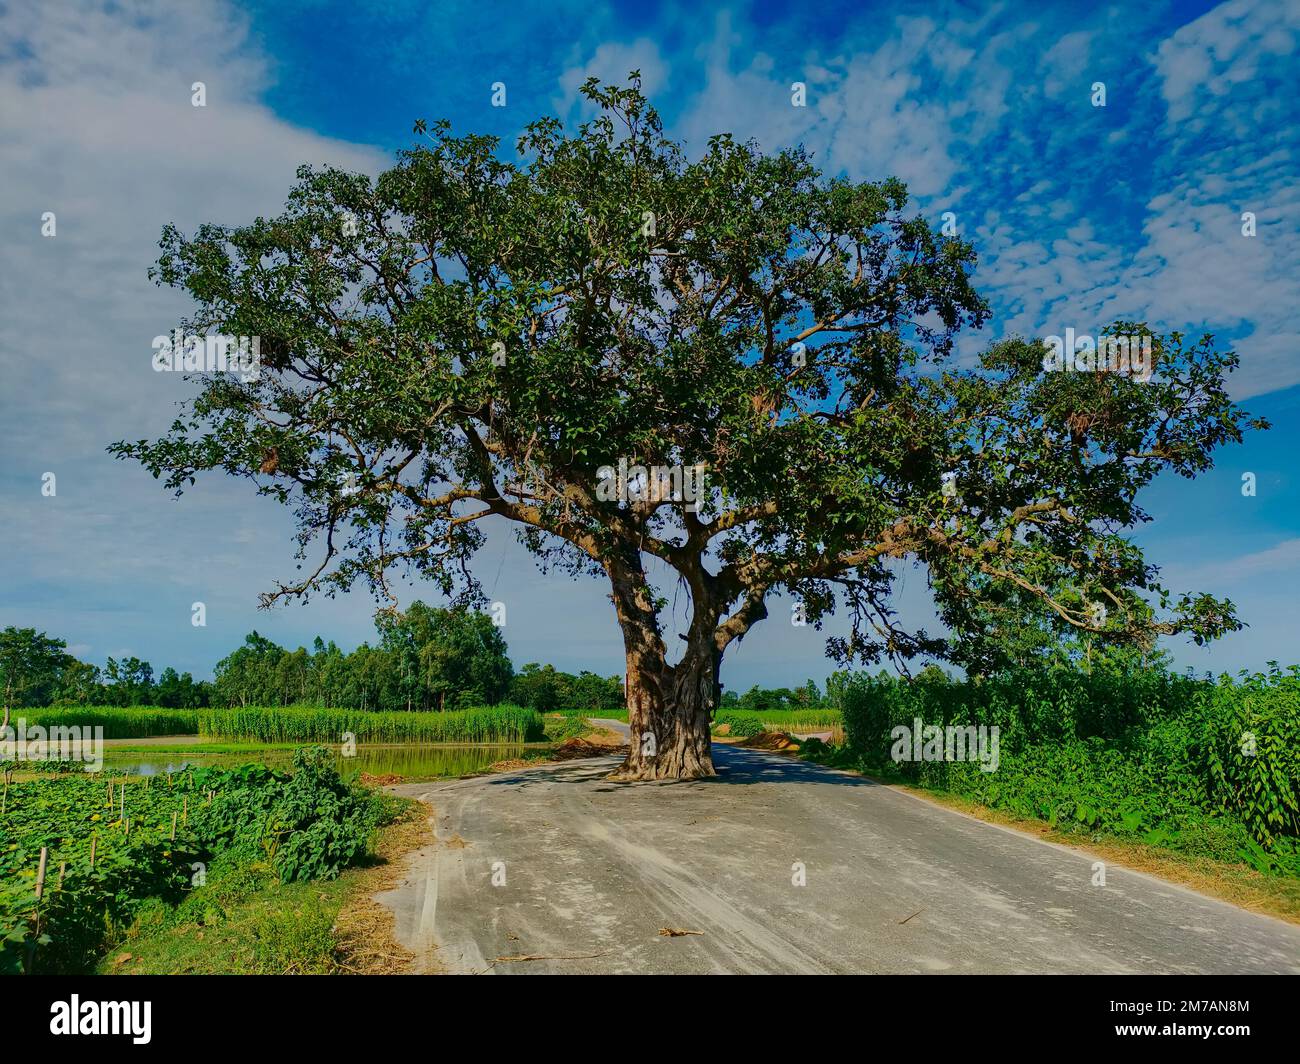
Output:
[550,708,628,721]
[100,796,430,975]
[796,739,1300,924]
[911,787,1300,926]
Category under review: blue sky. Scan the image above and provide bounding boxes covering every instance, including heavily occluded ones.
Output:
[0,0,1296,688]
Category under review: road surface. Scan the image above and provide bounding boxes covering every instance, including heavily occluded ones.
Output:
[376,725,1300,974]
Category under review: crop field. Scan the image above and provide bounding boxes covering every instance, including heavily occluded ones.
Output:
[3,704,545,744]
[550,707,843,731]
[0,749,388,974]
[18,706,200,739]
[197,704,544,744]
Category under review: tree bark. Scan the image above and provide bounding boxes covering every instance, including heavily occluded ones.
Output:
[605,553,720,781]
[615,644,719,780]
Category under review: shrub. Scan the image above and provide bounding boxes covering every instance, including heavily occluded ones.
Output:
[836,663,1300,862]
[713,710,766,738]
[0,747,388,973]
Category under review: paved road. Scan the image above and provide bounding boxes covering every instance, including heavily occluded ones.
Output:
[376,731,1300,974]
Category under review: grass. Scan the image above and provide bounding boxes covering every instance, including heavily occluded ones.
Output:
[542,713,597,741]
[548,707,842,729]
[10,704,546,744]
[198,704,544,744]
[550,707,628,720]
[18,706,199,738]
[99,796,429,975]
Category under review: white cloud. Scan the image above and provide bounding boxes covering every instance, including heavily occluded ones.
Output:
[0,0,390,671]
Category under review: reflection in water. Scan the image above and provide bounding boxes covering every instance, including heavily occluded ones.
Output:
[102,743,537,781]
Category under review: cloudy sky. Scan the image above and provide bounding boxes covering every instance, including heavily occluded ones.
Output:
[1,0,1296,688]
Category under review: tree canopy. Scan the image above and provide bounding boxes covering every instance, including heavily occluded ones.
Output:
[112,75,1265,778]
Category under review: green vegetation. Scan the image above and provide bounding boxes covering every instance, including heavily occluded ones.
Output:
[829,663,1300,876]
[100,860,350,974]
[0,748,394,973]
[510,664,624,713]
[1,703,546,744]
[720,679,835,711]
[0,604,517,714]
[542,713,597,742]
[197,704,544,744]
[19,706,199,738]
[713,708,841,737]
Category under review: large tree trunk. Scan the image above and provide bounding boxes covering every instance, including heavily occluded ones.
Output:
[615,647,718,780]
[605,553,722,781]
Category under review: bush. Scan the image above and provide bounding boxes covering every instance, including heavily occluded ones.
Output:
[836,663,1300,865]
[713,710,766,738]
[0,747,388,973]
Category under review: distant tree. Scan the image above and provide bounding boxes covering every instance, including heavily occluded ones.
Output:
[102,656,155,706]
[378,602,512,710]
[154,666,209,708]
[509,663,566,713]
[52,659,101,705]
[0,627,74,721]
[213,631,285,707]
[567,670,625,712]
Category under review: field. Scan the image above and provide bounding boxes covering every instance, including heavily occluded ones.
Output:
[8,704,545,744]
[19,706,199,738]
[197,704,544,744]
[712,708,842,736]
[547,706,843,732]
[0,749,392,974]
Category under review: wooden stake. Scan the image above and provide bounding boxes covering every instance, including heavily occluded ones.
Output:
[183,796,188,823]
[34,847,48,902]
[170,811,177,841]
[89,834,96,870]
[57,861,65,891]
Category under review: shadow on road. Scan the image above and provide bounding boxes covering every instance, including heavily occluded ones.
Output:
[474,743,876,791]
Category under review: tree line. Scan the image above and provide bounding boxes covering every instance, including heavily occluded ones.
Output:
[0,610,848,715]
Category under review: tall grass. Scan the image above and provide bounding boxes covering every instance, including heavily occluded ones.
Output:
[15,706,199,739]
[836,664,1300,869]
[749,709,842,730]
[197,704,544,744]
